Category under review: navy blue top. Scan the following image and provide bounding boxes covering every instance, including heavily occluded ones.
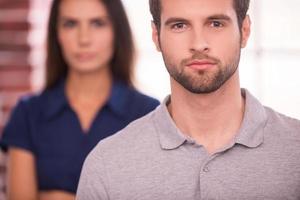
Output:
[0,80,159,193]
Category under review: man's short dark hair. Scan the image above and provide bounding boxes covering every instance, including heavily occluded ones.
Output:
[149,0,250,31]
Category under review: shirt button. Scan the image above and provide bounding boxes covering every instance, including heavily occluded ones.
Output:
[203,166,209,172]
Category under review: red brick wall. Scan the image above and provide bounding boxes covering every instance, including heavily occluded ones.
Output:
[0,0,32,132]
[0,1,32,198]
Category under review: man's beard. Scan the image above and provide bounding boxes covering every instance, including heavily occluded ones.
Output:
[162,50,241,94]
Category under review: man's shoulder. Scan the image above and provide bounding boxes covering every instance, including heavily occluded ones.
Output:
[104,110,156,143]
[89,108,160,160]
[264,106,300,138]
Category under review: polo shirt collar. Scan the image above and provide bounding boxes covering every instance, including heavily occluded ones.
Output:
[154,89,267,150]
[43,80,130,120]
[234,89,267,148]
[153,96,188,150]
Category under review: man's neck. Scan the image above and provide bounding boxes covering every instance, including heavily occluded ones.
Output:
[168,74,245,154]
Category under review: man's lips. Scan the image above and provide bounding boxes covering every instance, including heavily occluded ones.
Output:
[186,59,217,70]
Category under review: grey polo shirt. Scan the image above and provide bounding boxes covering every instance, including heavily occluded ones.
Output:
[76,89,300,200]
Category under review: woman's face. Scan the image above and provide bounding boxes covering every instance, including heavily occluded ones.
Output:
[58,0,114,74]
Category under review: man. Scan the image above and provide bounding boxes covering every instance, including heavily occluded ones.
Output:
[76,0,300,199]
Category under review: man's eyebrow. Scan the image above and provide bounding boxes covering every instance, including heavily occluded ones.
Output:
[164,17,189,26]
[207,14,232,21]
[163,14,232,26]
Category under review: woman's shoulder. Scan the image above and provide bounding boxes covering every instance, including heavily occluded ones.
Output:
[130,87,159,104]
[114,83,160,118]
[0,90,52,152]
[119,83,159,104]
[13,83,64,117]
[14,91,43,113]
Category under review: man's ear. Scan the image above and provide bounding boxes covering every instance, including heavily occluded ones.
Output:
[241,15,251,48]
[151,22,161,52]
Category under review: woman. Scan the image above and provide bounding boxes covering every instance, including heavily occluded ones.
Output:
[0,0,159,199]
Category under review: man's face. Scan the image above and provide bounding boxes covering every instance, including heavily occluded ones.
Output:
[152,0,250,94]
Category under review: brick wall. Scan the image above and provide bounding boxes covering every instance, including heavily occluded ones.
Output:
[0,0,32,132]
[0,1,32,198]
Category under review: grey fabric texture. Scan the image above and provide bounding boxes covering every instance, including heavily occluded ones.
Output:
[76,89,300,200]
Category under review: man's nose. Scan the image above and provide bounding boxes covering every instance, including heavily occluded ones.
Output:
[189,28,209,53]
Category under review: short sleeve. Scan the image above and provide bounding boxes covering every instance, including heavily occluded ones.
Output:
[0,99,34,153]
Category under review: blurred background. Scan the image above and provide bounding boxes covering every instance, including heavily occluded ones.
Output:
[0,0,299,198]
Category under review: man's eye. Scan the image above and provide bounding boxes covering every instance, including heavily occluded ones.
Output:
[171,23,187,30]
[210,21,223,28]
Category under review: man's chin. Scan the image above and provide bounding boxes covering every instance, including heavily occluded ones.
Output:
[175,77,224,94]
[183,85,223,94]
